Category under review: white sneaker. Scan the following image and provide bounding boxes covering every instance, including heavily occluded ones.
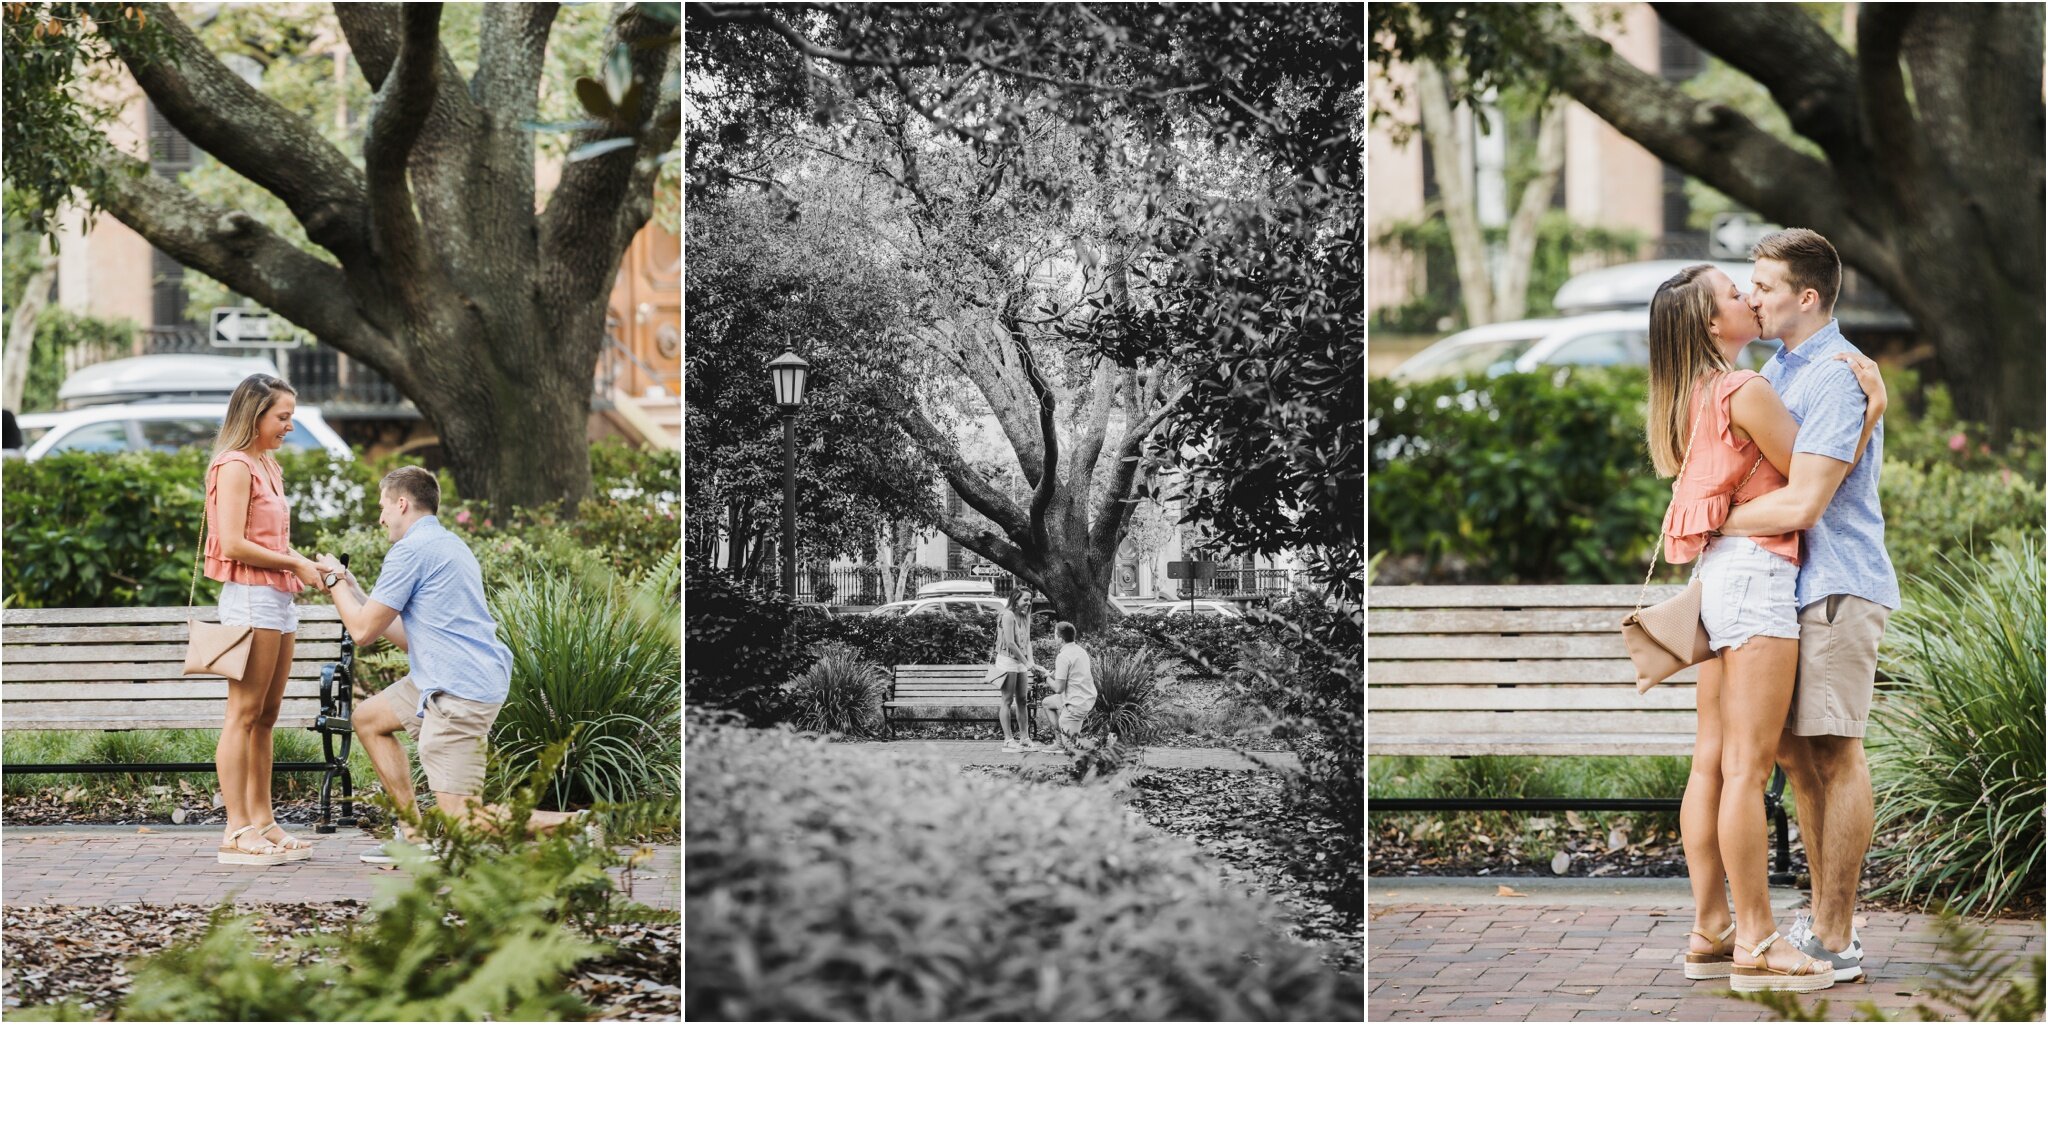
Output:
[1793,927,1865,982]
[1000,739,1028,754]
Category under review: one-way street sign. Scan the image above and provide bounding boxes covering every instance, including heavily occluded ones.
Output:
[211,307,300,349]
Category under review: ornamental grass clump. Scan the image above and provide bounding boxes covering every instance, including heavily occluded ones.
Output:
[488,553,681,808]
[685,722,1362,1020]
[783,643,888,735]
[1084,649,1161,745]
[1868,536,2045,917]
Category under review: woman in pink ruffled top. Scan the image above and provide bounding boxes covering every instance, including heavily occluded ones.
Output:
[1645,265,1886,991]
[204,375,329,866]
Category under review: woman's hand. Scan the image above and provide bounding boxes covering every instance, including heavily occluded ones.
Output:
[292,556,324,588]
[1835,352,1887,419]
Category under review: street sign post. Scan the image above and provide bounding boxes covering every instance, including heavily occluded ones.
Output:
[210,307,300,350]
[968,562,1000,578]
[1710,213,1782,260]
[1165,559,1217,613]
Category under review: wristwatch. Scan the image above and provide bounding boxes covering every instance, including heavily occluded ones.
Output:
[323,570,345,589]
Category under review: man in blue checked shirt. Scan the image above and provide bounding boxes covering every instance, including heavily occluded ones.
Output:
[1718,228,1898,984]
[312,466,584,863]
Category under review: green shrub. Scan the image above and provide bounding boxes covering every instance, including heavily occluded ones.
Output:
[1868,536,2045,917]
[811,611,995,668]
[589,440,681,507]
[1873,457,2043,581]
[1369,367,1669,583]
[1729,912,2044,1022]
[1085,649,1161,745]
[486,555,681,808]
[684,561,811,723]
[783,643,888,735]
[685,722,1363,1020]
[2,448,212,608]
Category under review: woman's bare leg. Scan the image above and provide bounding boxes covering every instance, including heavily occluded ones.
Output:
[218,628,283,852]
[1682,657,1732,953]
[1718,636,1813,972]
[252,633,310,852]
[997,674,1018,740]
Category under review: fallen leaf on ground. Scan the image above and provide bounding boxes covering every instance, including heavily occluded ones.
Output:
[135,827,155,834]
[1496,885,1527,897]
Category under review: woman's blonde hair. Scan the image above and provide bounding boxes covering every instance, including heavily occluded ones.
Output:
[212,374,297,458]
[1645,265,1731,478]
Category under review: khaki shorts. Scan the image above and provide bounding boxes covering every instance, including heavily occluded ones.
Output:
[1039,692,1088,734]
[1785,594,1890,739]
[375,676,500,797]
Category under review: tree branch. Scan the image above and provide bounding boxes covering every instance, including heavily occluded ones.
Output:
[91,148,405,375]
[1537,5,1905,293]
[111,3,371,266]
[1089,380,1187,560]
[887,391,1031,543]
[1650,3,1865,166]
[361,3,446,312]
[541,3,684,312]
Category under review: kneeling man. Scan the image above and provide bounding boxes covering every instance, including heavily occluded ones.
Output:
[1034,621,1097,752]
[311,466,577,863]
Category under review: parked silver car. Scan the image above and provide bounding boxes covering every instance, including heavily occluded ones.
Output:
[18,401,354,461]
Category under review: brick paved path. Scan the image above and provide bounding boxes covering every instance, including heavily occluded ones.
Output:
[826,738,1298,771]
[1370,894,2045,1021]
[2,827,679,912]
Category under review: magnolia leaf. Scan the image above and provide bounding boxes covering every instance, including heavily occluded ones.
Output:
[1495,884,1527,897]
[568,136,637,163]
[574,76,613,120]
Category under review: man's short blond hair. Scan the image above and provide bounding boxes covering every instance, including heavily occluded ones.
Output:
[381,465,440,513]
[1750,227,1842,313]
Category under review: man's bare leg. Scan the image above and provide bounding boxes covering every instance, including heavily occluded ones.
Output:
[351,694,420,839]
[1775,730,1827,922]
[1805,733,1872,951]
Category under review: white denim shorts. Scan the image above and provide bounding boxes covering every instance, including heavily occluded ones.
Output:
[1694,535,1799,652]
[218,581,299,634]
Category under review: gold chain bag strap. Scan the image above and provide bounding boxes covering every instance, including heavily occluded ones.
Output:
[1618,382,1764,693]
[183,463,256,680]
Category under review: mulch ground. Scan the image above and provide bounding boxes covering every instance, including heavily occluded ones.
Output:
[0,903,679,1021]
[3,789,387,828]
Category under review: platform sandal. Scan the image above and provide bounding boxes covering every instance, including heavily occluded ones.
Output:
[1729,930,1835,993]
[217,825,290,866]
[258,821,314,862]
[1683,920,1738,980]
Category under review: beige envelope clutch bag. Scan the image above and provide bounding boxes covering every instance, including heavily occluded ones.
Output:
[181,500,253,681]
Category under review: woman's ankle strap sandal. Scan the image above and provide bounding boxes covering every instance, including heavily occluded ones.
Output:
[259,820,314,861]
[217,825,290,867]
[1730,931,1835,993]
[1683,920,1738,980]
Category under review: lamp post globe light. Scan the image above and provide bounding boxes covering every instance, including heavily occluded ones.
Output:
[767,351,809,599]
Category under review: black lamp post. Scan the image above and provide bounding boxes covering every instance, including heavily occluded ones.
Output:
[767,351,809,598]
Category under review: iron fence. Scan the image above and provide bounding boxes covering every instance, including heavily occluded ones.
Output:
[59,327,412,408]
[778,565,1298,606]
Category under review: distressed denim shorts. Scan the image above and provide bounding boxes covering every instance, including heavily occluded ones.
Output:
[218,581,299,634]
[1695,535,1800,652]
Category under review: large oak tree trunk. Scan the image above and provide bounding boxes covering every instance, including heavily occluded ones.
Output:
[72,3,680,506]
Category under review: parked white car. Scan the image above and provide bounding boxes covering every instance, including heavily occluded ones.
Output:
[18,401,353,461]
[1390,307,1773,382]
[56,353,283,407]
[868,596,1007,619]
[914,579,998,599]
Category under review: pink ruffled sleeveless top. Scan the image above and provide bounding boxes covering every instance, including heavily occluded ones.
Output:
[1660,370,1800,568]
[204,449,305,594]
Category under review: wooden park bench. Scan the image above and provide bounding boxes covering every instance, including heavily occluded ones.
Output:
[1,603,361,832]
[881,664,1037,740]
[1367,584,1792,882]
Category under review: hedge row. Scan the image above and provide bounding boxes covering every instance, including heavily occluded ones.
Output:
[684,721,1363,1020]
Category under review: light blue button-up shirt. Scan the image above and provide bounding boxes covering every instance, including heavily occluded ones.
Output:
[1759,318,1900,612]
[367,516,514,706]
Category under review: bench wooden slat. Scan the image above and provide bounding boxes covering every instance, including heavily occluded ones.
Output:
[1371,710,1697,735]
[4,661,331,683]
[2,623,345,644]
[3,606,343,625]
[1366,585,1690,609]
[1369,686,1696,711]
[5,680,325,702]
[1368,734,1695,757]
[1368,609,1635,635]
[5,699,323,723]
[895,664,1006,671]
[1368,635,1635,660]
[1369,660,1699,685]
